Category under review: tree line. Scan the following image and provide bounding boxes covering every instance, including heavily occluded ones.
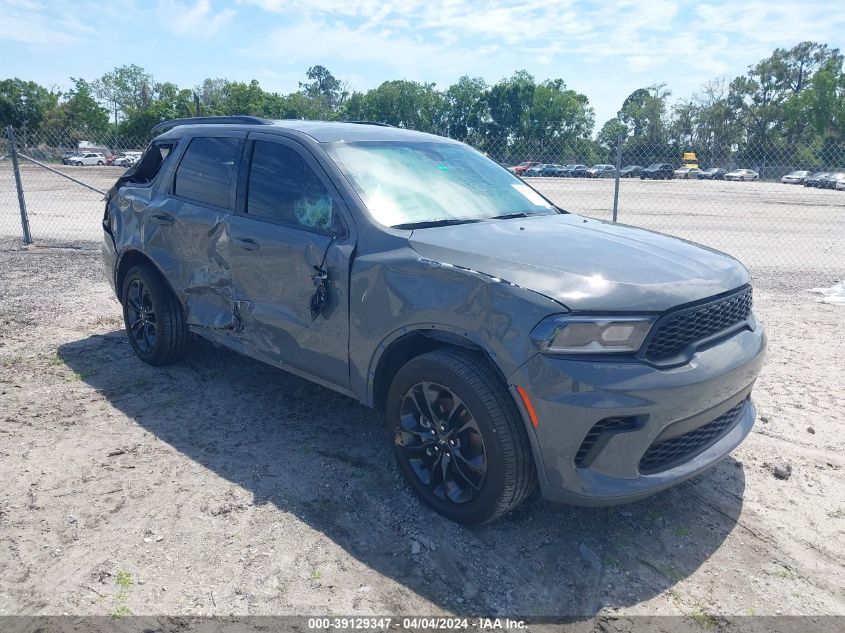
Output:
[1,41,843,167]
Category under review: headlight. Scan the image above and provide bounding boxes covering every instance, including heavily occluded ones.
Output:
[531,315,654,354]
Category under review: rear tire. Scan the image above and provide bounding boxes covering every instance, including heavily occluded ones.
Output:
[386,348,537,525]
[121,264,190,366]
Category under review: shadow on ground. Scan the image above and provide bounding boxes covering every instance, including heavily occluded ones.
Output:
[58,331,746,617]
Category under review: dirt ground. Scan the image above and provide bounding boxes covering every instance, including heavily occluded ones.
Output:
[0,237,843,623]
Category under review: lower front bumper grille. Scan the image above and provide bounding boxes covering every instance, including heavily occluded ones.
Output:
[639,398,748,474]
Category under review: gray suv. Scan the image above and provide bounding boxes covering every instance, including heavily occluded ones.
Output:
[102,117,766,524]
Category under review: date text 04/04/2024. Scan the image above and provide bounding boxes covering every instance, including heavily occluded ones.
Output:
[306,617,527,630]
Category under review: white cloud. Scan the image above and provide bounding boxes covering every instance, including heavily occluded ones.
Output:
[157,0,236,37]
[0,0,94,46]
[238,0,844,75]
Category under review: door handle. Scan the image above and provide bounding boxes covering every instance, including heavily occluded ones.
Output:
[150,212,174,226]
[233,237,260,251]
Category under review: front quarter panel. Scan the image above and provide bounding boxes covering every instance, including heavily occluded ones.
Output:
[348,246,564,405]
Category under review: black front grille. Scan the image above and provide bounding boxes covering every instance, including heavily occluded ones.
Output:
[644,287,753,362]
[575,416,642,467]
[639,399,747,474]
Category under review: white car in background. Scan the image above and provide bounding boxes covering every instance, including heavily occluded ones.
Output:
[724,168,759,182]
[69,152,106,166]
[116,152,142,167]
[781,170,810,184]
[674,167,702,179]
[836,179,845,191]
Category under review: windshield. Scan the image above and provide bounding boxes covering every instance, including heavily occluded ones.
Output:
[323,141,558,228]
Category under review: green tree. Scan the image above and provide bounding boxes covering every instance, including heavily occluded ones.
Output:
[299,65,347,112]
[526,79,593,142]
[0,78,59,130]
[728,42,841,150]
[194,78,230,115]
[92,64,155,128]
[597,117,628,157]
[484,70,535,144]
[219,79,266,115]
[690,77,739,163]
[442,76,488,140]
[340,80,446,133]
[43,78,109,143]
[619,84,670,141]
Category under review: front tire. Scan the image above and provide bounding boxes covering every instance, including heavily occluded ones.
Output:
[121,264,190,365]
[386,349,537,525]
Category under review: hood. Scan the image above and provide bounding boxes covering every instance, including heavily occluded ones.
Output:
[408,214,750,312]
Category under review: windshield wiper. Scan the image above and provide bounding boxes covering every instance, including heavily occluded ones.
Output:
[489,212,530,220]
[391,218,482,229]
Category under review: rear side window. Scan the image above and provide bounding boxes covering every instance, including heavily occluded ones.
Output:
[245,140,337,232]
[174,137,242,209]
[123,142,177,185]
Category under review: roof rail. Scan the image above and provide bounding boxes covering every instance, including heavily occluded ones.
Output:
[151,116,273,136]
[344,120,395,127]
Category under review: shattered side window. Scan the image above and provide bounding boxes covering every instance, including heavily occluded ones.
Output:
[126,141,177,185]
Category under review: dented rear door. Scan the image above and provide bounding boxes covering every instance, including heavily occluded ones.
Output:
[143,132,246,329]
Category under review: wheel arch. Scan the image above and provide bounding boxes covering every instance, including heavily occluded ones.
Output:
[115,249,180,307]
[370,327,510,413]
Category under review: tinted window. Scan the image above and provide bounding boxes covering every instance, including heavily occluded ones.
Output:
[174,137,242,208]
[246,141,336,231]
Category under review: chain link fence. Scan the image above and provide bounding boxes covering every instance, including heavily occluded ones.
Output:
[2,125,844,275]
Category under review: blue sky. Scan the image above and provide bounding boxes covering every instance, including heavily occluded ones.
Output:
[1,0,843,129]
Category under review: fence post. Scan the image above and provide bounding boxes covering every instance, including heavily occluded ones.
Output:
[612,133,622,223]
[6,126,33,245]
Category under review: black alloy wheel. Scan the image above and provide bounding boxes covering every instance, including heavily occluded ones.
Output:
[121,263,190,365]
[386,349,536,524]
[397,381,487,504]
[125,278,157,353]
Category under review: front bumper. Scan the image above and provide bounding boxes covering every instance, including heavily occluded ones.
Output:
[510,325,766,505]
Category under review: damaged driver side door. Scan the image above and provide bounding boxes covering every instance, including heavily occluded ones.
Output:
[144,133,245,329]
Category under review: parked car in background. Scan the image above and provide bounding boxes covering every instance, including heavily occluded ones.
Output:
[586,164,616,178]
[697,168,726,180]
[103,116,765,524]
[562,164,588,177]
[62,151,82,164]
[508,161,539,176]
[116,153,142,167]
[818,172,845,189]
[525,164,567,177]
[106,154,121,166]
[803,172,830,187]
[523,164,543,177]
[781,170,810,184]
[724,169,759,182]
[619,165,642,177]
[545,164,569,177]
[640,163,674,179]
[836,179,845,191]
[674,167,702,179]
[69,152,106,166]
